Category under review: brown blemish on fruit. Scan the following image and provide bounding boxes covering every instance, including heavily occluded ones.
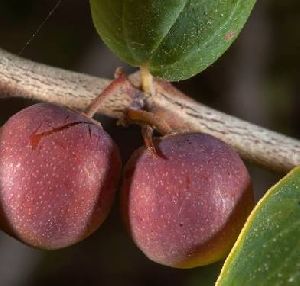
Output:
[30,122,94,150]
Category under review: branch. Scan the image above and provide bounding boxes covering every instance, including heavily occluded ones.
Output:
[0,48,299,173]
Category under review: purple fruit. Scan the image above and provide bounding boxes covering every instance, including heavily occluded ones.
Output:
[0,103,121,249]
[121,133,253,268]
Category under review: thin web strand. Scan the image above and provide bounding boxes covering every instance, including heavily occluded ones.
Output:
[18,0,63,56]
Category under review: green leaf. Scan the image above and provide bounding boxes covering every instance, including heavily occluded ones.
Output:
[216,167,300,286]
[90,0,256,81]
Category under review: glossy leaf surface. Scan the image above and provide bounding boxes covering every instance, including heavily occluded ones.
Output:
[217,167,300,286]
[90,0,256,80]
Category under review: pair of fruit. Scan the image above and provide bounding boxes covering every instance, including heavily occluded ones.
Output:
[0,102,253,268]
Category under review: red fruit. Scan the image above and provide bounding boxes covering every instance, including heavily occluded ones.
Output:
[0,103,121,249]
[121,133,253,268]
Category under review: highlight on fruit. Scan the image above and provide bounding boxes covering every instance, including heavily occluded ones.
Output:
[121,133,254,268]
[0,103,121,249]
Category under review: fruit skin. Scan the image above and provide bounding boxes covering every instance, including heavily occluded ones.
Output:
[90,0,256,81]
[0,103,121,249]
[121,133,254,268]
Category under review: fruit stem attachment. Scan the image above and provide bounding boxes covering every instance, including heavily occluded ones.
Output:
[141,125,157,155]
[120,109,169,155]
[121,108,172,135]
[85,68,128,118]
[140,65,155,96]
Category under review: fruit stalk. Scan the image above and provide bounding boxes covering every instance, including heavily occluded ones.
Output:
[121,109,172,135]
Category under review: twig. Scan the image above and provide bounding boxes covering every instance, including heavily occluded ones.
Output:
[0,48,299,173]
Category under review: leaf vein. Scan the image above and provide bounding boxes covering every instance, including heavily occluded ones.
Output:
[148,0,190,61]
[151,0,243,72]
[122,0,137,63]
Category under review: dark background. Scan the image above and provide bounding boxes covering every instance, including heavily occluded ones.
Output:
[0,0,299,285]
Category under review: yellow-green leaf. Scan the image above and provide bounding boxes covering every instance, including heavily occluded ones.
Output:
[216,167,300,286]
